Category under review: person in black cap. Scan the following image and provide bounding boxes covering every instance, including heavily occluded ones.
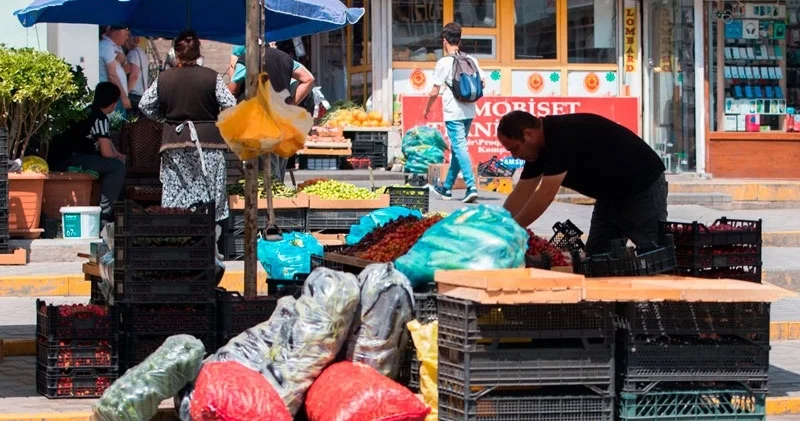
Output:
[48,82,127,226]
[497,111,668,254]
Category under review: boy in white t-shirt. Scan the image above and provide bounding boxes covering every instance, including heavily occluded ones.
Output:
[424,22,484,203]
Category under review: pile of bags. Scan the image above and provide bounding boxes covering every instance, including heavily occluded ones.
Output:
[401,126,447,174]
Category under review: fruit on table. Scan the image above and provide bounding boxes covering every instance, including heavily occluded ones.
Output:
[361,215,443,262]
[341,215,422,256]
[296,178,329,192]
[526,229,569,267]
[302,180,381,200]
[323,107,392,128]
[227,176,298,198]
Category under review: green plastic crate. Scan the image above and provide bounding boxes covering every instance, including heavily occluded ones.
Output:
[619,388,766,421]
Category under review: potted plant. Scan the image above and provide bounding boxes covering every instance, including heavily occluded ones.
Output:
[0,46,78,238]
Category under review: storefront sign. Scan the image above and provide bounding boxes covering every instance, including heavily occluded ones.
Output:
[401,96,640,168]
[659,8,673,71]
[624,8,638,72]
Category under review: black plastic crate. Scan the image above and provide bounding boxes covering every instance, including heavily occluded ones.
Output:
[310,253,373,275]
[37,300,114,339]
[525,253,553,269]
[407,290,438,390]
[348,130,389,143]
[572,236,676,278]
[119,331,217,372]
[118,303,216,334]
[113,268,217,304]
[677,265,763,283]
[619,386,766,421]
[387,186,430,213]
[114,235,215,270]
[404,174,427,187]
[36,364,118,399]
[660,218,762,248]
[549,220,586,252]
[89,276,106,306]
[675,246,762,269]
[37,336,116,369]
[306,209,374,231]
[437,296,613,351]
[621,336,769,390]
[216,289,278,343]
[438,343,614,394]
[114,200,216,237]
[439,388,614,421]
[621,302,770,338]
[222,209,308,260]
[302,157,339,170]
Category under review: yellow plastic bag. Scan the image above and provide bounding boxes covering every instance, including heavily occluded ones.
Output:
[408,320,438,421]
[217,72,313,161]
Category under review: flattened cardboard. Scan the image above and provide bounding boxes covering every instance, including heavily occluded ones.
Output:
[229,193,310,209]
[435,268,584,293]
[308,194,390,209]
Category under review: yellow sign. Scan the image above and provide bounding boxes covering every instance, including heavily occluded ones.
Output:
[624,7,638,73]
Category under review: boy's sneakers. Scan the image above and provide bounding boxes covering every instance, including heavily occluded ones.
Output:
[429,184,452,200]
[462,188,479,203]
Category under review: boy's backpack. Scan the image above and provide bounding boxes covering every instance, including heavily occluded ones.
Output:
[448,52,483,103]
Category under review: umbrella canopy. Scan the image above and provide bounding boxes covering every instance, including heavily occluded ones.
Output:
[14,0,365,44]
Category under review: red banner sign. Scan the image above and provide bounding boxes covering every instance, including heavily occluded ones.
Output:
[401,96,640,168]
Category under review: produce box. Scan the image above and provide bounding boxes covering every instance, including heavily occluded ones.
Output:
[386,186,430,213]
[427,164,479,190]
[478,176,514,195]
[36,364,117,399]
[310,252,374,275]
[37,300,114,340]
[228,193,310,209]
[308,194,390,209]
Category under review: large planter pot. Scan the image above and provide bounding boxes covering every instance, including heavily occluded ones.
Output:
[8,172,46,239]
[42,173,98,219]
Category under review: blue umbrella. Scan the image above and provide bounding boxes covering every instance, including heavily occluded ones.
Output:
[14,0,364,44]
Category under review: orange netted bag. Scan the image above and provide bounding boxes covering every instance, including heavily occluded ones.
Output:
[217,72,313,161]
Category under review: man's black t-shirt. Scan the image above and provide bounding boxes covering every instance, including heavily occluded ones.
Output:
[235,48,295,104]
[520,113,666,200]
[48,106,111,167]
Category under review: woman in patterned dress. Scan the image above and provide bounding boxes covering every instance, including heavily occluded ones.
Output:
[138,31,235,257]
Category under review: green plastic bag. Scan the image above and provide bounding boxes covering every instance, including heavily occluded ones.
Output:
[395,205,529,287]
[402,125,447,174]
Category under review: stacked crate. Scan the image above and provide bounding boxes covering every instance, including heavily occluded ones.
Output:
[660,218,762,282]
[36,300,118,399]
[386,186,430,213]
[215,288,277,345]
[347,131,388,168]
[113,201,218,371]
[0,127,8,254]
[436,296,615,421]
[404,290,438,392]
[221,209,307,260]
[618,301,769,421]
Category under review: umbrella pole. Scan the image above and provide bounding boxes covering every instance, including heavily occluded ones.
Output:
[243,0,263,298]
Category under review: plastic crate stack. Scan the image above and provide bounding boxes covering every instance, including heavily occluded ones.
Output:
[349,131,388,168]
[617,301,770,421]
[436,296,615,421]
[387,186,430,213]
[403,290,438,392]
[572,236,677,278]
[306,209,374,233]
[215,288,278,345]
[0,127,8,254]
[113,201,218,371]
[660,218,763,283]
[35,300,118,399]
[221,208,307,260]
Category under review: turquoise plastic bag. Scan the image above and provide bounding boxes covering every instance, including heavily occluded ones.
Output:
[345,206,423,246]
[394,205,529,287]
[402,125,447,174]
[257,232,323,280]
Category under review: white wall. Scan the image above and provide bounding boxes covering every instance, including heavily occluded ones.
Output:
[48,24,100,87]
[0,0,48,50]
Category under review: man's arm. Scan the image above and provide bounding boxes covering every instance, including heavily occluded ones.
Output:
[513,172,567,228]
[503,176,541,217]
[424,85,440,119]
[292,65,315,104]
[127,64,140,93]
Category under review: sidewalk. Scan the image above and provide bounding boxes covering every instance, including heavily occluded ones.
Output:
[2,341,800,418]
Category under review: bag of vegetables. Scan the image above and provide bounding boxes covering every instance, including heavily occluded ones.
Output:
[271,267,361,416]
[93,335,206,421]
[343,263,415,379]
[257,233,324,280]
[401,125,447,174]
[395,205,529,287]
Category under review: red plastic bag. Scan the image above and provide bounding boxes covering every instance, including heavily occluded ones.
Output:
[190,361,292,421]
[306,362,430,421]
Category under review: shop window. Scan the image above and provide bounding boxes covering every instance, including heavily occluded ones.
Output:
[514,0,558,60]
[708,1,789,132]
[567,0,617,64]
[460,36,496,59]
[392,0,444,62]
[351,0,367,67]
[454,0,496,28]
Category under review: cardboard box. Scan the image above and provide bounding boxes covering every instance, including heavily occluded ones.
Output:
[427,164,479,190]
[479,177,514,195]
[228,193,310,209]
[312,233,347,246]
[308,194,390,209]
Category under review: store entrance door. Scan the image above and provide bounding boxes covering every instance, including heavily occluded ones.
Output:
[643,0,698,172]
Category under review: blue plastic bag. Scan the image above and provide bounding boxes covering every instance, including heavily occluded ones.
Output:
[345,206,423,246]
[402,125,447,174]
[257,232,324,280]
[394,205,529,287]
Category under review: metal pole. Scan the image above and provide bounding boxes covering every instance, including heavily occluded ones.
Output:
[243,0,263,298]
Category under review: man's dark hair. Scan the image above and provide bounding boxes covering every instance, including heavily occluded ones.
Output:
[441,22,462,46]
[92,82,121,108]
[497,111,542,140]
